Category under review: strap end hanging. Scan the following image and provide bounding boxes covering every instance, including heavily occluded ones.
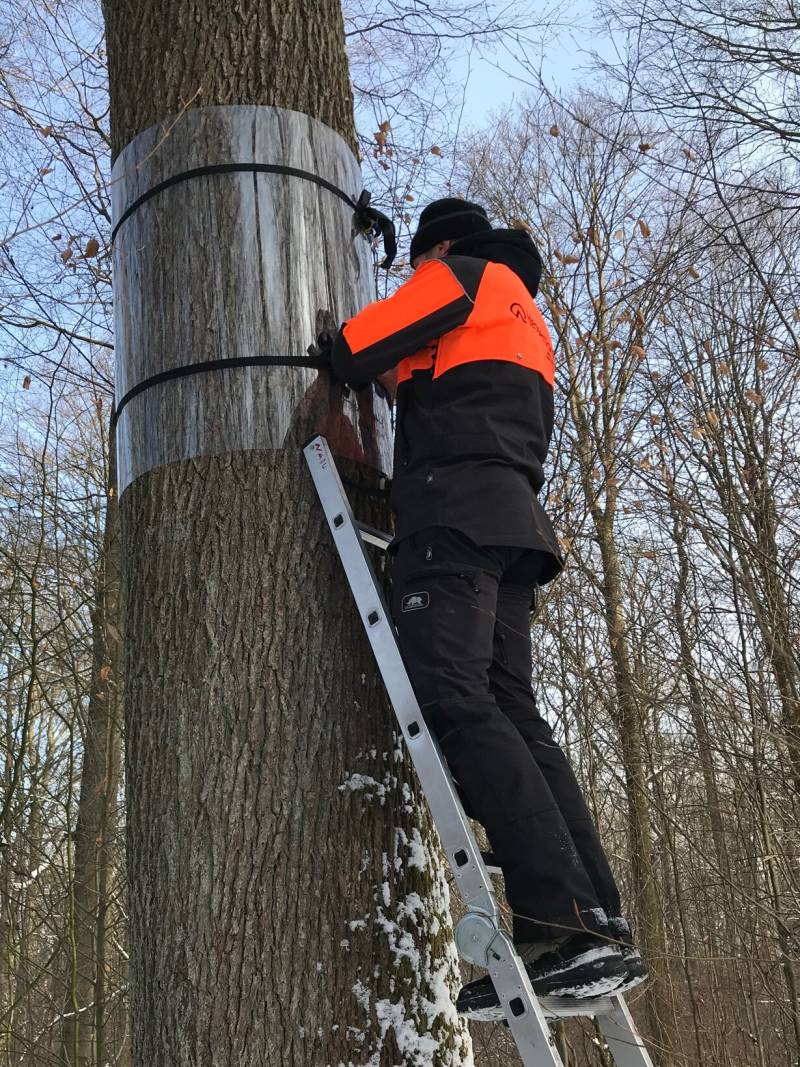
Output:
[354,190,397,270]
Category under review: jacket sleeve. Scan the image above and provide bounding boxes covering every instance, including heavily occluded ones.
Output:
[331,257,484,388]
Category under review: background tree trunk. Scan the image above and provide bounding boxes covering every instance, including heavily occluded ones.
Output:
[101,2,470,1065]
[61,426,123,1067]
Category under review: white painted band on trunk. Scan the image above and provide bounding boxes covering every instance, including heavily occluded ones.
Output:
[111,105,393,497]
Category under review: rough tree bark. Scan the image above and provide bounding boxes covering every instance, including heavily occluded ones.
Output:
[101,3,470,1066]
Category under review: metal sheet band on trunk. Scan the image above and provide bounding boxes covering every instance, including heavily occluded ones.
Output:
[110,105,393,497]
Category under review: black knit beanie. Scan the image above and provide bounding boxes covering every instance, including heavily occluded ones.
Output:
[409,197,492,262]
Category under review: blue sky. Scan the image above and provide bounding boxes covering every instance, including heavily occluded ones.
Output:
[454,2,616,123]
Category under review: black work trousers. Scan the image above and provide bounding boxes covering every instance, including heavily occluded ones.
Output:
[390,526,623,944]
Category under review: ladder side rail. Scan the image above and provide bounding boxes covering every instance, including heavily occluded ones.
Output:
[596,998,656,1067]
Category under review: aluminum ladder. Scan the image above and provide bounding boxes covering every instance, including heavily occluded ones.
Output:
[304,434,654,1067]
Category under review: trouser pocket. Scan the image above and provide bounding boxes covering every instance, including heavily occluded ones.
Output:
[390,564,499,706]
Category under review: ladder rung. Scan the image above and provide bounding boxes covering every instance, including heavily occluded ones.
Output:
[356,522,393,550]
[539,995,615,1020]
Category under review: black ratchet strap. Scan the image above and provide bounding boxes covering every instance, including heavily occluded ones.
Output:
[111,162,397,268]
[111,167,398,425]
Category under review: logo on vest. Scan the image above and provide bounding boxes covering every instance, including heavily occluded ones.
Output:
[510,302,538,329]
[401,591,430,612]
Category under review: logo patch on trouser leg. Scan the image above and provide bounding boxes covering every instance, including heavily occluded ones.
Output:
[401,591,430,612]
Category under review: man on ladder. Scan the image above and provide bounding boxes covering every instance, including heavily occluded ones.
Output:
[329,198,647,1019]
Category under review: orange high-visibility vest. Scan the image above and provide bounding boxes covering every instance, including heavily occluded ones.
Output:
[395,261,554,386]
[338,257,554,390]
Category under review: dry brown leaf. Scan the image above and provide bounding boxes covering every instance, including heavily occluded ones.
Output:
[99,665,112,682]
[635,309,645,328]
[631,345,646,360]
[691,426,704,439]
[562,254,580,265]
[554,250,565,262]
[637,219,651,238]
[639,143,652,152]
[701,339,712,357]
[39,125,53,136]
[682,148,696,161]
[744,389,763,405]
[61,247,73,263]
[642,550,657,560]
[687,265,700,280]
[429,145,442,156]
[757,357,769,371]
[84,237,100,258]
[510,217,531,233]
[378,120,391,133]
[549,124,560,136]
[613,229,623,240]
[404,194,414,202]
[22,375,31,389]
[717,361,730,376]
[682,372,694,385]
[39,167,53,176]
[706,411,720,427]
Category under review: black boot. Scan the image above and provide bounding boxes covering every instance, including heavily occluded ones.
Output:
[607,916,649,994]
[456,933,628,1021]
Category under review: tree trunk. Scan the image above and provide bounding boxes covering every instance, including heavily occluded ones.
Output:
[0,676,14,1061]
[62,426,123,1066]
[594,517,675,1064]
[668,501,728,878]
[101,3,470,1065]
[563,371,676,1063]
